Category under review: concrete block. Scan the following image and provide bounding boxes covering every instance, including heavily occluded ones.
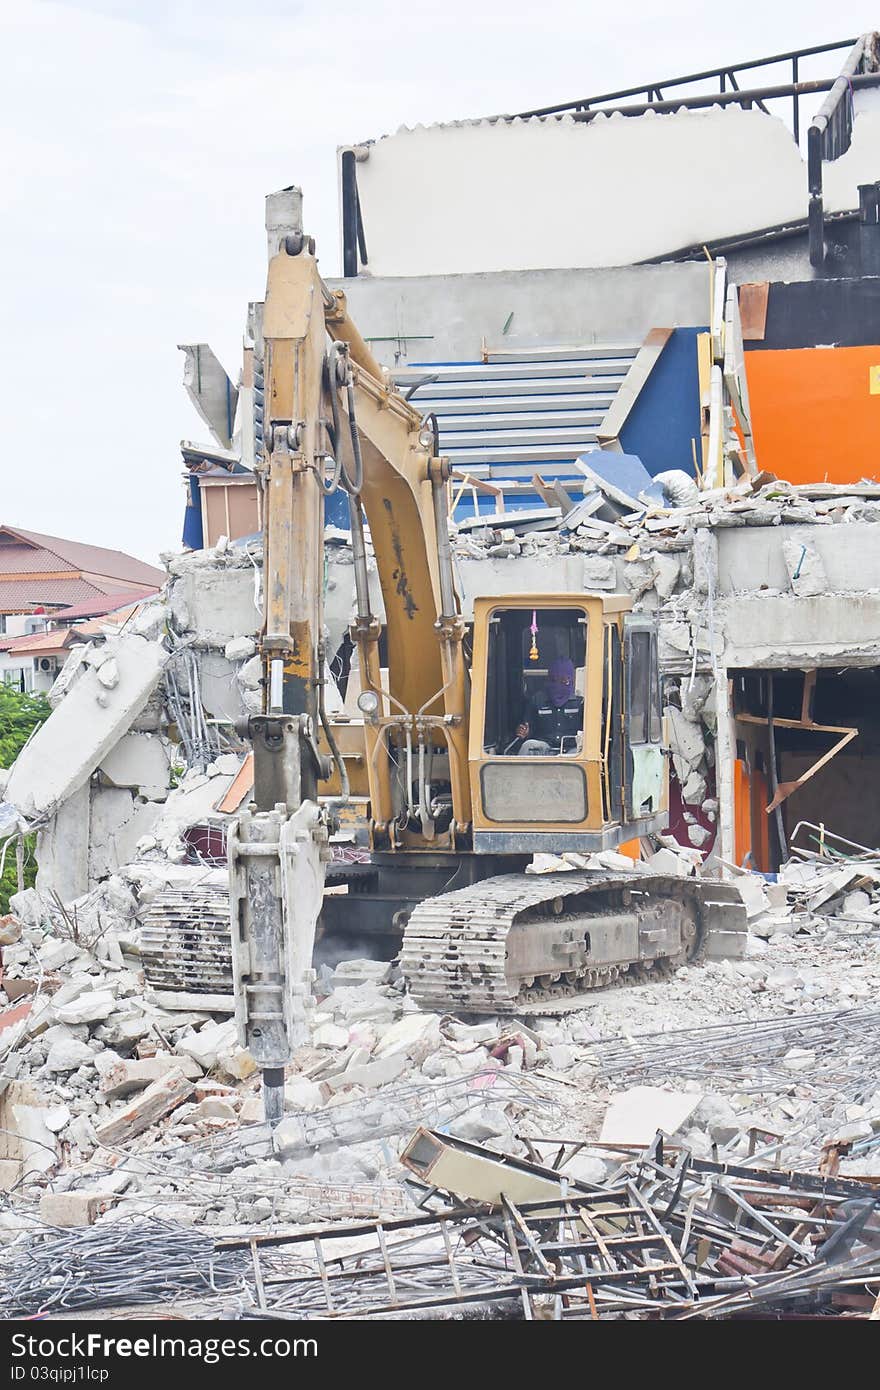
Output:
[174,1019,237,1071]
[67,1115,97,1153]
[189,1098,237,1122]
[96,658,119,689]
[237,655,262,691]
[735,874,770,920]
[224,636,256,662]
[44,1105,71,1133]
[38,938,82,970]
[47,643,90,708]
[600,1087,702,1145]
[545,1044,576,1072]
[99,734,170,792]
[93,1014,153,1048]
[782,537,827,598]
[39,1190,119,1227]
[89,788,161,882]
[665,707,705,780]
[324,1053,407,1093]
[170,566,260,647]
[562,1152,607,1185]
[581,557,617,590]
[0,916,21,947]
[216,1046,257,1081]
[46,1039,96,1072]
[0,1159,22,1192]
[328,959,392,989]
[198,655,247,722]
[651,552,681,600]
[101,1054,203,1100]
[11,1104,59,1177]
[94,1067,194,1146]
[55,990,116,1026]
[374,1013,442,1060]
[5,635,165,821]
[283,1077,326,1112]
[313,1023,349,1048]
[646,848,689,878]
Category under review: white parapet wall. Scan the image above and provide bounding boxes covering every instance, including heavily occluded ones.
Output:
[349,98,880,277]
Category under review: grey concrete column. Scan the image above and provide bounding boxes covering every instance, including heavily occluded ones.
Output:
[713,663,736,875]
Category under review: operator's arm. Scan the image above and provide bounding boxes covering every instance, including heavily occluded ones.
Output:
[516,701,536,740]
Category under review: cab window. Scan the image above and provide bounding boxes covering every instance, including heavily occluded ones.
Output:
[483,607,587,756]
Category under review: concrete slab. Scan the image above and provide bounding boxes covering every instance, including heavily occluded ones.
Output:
[600,1086,702,1145]
[99,734,170,792]
[36,780,90,902]
[5,636,165,822]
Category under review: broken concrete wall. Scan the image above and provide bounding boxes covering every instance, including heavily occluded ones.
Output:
[4,542,268,900]
[35,782,90,903]
[5,635,166,823]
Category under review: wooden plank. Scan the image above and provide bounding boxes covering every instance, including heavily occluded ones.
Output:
[738,282,770,341]
[216,753,254,813]
[723,285,758,476]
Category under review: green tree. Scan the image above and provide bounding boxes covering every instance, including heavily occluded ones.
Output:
[0,685,51,913]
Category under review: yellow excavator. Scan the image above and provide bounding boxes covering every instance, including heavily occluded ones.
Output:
[227,202,746,1119]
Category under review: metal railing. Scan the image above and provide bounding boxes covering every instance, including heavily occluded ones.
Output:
[515,37,862,143]
[808,33,880,266]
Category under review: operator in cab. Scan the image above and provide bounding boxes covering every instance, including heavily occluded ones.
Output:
[515,656,584,755]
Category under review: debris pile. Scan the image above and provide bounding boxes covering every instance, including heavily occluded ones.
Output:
[4,1131,878,1319]
[1,861,880,1204]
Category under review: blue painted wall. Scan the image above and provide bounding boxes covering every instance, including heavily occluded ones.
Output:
[620,327,705,478]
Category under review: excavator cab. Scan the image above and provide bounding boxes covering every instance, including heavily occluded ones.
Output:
[468,593,667,855]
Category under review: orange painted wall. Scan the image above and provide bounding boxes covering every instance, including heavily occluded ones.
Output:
[733,760,771,873]
[745,345,880,485]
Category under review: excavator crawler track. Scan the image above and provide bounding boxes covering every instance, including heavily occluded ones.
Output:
[400,870,747,1015]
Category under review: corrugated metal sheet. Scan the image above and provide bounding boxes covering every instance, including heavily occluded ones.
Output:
[393,346,637,513]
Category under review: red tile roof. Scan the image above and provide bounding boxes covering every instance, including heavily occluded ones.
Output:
[0,546,70,575]
[0,578,105,613]
[52,588,158,622]
[3,629,74,657]
[0,526,164,587]
[0,580,118,614]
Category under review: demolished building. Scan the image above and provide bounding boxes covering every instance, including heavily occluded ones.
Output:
[2,34,880,1321]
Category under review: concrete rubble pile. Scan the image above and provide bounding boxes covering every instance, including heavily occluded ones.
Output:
[0,854,879,1252]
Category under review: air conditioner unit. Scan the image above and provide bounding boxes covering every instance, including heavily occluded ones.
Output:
[38,658,55,672]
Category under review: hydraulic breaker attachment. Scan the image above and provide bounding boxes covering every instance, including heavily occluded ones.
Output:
[228,796,329,1124]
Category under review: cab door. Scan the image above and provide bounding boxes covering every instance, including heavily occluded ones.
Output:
[623,614,664,822]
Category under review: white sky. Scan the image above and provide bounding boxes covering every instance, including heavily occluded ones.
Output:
[1,0,875,564]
